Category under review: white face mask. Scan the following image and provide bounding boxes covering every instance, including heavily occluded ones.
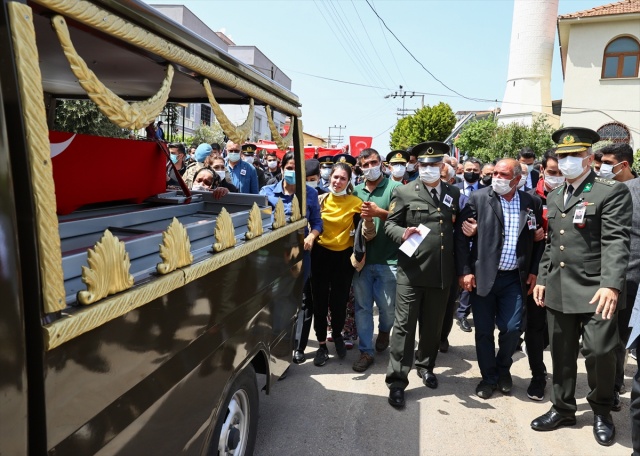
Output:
[330,188,347,196]
[544,174,565,190]
[192,184,208,191]
[517,175,526,189]
[307,180,318,188]
[362,165,382,182]
[391,164,406,178]
[526,164,534,173]
[243,156,255,165]
[558,155,586,180]
[227,152,241,163]
[419,166,441,184]
[599,162,624,179]
[267,160,278,170]
[320,168,332,180]
[491,177,514,196]
[215,170,226,181]
[406,163,416,173]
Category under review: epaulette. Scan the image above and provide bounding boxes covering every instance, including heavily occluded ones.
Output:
[595,177,616,186]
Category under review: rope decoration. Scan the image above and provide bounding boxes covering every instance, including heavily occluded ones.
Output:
[204,79,254,145]
[266,106,295,150]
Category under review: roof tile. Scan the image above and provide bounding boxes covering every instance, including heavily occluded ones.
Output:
[559,0,640,19]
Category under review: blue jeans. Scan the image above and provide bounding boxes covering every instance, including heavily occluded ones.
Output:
[353,264,397,356]
[470,270,524,384]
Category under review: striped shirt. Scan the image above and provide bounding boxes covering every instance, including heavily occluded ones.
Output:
[498,191,520,271]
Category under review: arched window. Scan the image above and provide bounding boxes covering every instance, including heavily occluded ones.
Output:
[602,36,640,78]
[597,122,631,143]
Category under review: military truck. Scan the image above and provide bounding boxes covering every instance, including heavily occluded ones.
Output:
[0,0,307,454]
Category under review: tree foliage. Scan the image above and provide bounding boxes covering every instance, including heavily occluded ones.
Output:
[389,102,456,150]
[454,115,556,164]
[53,100,128,138]
[188,122,225,148]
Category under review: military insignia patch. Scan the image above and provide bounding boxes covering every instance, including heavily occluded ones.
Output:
[427,147,434,155]
[340,157,346,163]
[563,135,575,145]
[396,153,402,159]
[389,201,396,213]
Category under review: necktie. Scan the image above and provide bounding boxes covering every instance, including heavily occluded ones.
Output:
[564,184,574,207]
[431,188,439,204]
[467,186,474,197]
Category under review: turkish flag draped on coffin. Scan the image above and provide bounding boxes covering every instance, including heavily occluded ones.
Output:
[349,136,372,157]
[50,131,167,214]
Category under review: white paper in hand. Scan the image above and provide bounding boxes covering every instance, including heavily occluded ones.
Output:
[399,224,430,257]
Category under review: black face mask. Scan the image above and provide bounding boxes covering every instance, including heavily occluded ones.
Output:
[464,171,480,184]
[481,175,492,186]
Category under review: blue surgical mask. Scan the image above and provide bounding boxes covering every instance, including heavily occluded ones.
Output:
[284,170,296,185]
[228,152,240,163]
[169,154,179,164]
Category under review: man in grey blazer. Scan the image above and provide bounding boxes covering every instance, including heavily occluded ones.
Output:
[455,158,544,399]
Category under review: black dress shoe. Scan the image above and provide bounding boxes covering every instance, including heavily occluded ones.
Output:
[530,410,576,431]
[593,414,615,446]
[457,317,472,332]
[420,369,438,389]
[292,350,305,364]
[612,391,622,412]
[498,373,513,394]
[388,388,405,408]
[439,340,449,353]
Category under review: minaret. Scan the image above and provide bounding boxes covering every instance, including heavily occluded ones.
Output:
[498,0,559,125]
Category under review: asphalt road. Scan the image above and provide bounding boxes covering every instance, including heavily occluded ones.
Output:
[255,313,634,456]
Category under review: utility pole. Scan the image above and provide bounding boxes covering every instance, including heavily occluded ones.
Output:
[328,124,346,147]
[384,85,425,118]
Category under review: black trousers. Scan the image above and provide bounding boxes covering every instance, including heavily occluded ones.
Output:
[311,244,353,343]
[615,292,634,391]
[525,294,548,379]
[440,281,460,343]
[294,278,313,352]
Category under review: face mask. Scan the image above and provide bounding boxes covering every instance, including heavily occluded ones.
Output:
[464,171,480,183]
[243,156,255,165]
[406,163,416,173]
[544,174,565,190]
[558,155,586,180]
[599,162,624,179]
[267,160,278,170]
[307,180,318,189]
[169,154,179,164]
[517,175,526,189]
[481,175,492,186]
[320,168,332,180]
[215,170,226,181]
[331,188,347,196]
[419,166,441,184]
[526,164,534,173]
[192,184,208,191]
[284,170,296,185]
[491,177,514,196]
[363,165,382,182]
[228,152,241,163]
[391,164,406,178]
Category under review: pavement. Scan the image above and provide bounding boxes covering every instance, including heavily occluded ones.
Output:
[255,313,635,456]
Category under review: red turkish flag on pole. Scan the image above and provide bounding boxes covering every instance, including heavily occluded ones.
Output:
[349,136,372,157]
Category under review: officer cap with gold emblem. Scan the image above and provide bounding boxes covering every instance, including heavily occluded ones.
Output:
[412,141,449,164]
[552,127,600,154]
[241,143,257,155]
[386,150,409,165]
[318,156,334,168]
[332,153,357,167]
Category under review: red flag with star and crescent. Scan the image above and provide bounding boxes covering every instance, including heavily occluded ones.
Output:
[349,136,372,157]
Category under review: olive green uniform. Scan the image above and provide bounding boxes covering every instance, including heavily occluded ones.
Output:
[384,180,460,389]
[539,171,632,416]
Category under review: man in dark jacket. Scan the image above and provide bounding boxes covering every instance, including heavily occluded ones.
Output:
[455,158,543,400]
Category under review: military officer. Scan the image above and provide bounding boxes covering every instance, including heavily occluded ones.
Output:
[386,150,410,184]
[531,127,632,447]
[317,156,333,194]
[384,141,460,408]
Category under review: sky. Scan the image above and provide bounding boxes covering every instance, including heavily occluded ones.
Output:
[144,0,607,151]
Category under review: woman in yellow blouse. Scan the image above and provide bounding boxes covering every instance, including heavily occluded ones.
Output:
[311,155,374,366]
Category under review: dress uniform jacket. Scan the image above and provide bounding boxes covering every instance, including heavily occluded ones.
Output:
[455,187,544,298]
[539,171,632,312]
[385,180,460,288]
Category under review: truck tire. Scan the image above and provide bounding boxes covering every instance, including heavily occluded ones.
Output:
[208,364,258,456]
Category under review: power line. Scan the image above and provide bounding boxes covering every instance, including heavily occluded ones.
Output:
[364,0,483,103]
[371,0,407,85]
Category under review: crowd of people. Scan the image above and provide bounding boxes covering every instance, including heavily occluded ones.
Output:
[163,127,640,450]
